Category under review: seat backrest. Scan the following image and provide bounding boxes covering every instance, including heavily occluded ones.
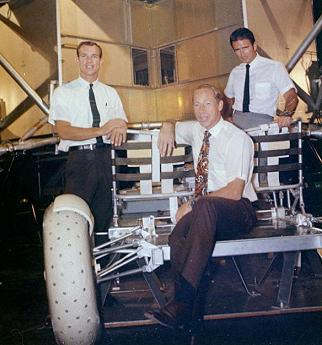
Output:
[112,130,194,194]
[111,123,304,224]
[247,122,304,213]
[111,129,194,225]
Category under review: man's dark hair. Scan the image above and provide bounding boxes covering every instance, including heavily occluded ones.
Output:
[77,41,103,58]
[229,27,255,46]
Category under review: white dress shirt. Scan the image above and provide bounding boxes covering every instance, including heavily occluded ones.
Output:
[224,54,295,116]
[175,118,257,202]
[49,77,127,151]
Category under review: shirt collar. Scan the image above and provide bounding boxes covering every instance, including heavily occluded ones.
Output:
[240,53,260,68]
[247,53,260,68]
[77,76,99,88]
[198,117,224,138]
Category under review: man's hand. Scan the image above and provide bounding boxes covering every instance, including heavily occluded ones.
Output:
[109,126,127,146]
[101,119,127,146]
[158,122,175,156]
[273,115,293,128]
[222,96,234,121]
[175,201,192,223]
[274,88,298,128]
[101,119,127,134]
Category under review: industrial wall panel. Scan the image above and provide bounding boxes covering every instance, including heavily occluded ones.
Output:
[154,75,229,121]
[176,26,239,83]
[61,0,128,44]
[175,0,243,41]
[130,2,152,47]
[117,87,157,123]
[131,0,176,47]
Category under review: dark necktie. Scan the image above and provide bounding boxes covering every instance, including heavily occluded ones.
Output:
[195,130,211,198]
[242,64,250,112]
[89,83,103,144]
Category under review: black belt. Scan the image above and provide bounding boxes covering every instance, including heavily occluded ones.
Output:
[69,143,109,151]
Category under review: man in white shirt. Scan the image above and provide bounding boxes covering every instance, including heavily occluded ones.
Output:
[224,27,298,129]
[145,84,257,330]
[49,41,128,233]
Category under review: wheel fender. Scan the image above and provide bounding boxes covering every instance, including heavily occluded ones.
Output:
[52,194,94,235]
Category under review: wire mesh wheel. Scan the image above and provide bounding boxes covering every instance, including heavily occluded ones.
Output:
[43,203,101,345]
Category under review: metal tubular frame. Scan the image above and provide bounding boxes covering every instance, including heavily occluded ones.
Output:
[55,0,63,86]
[286,15,322,73]
[0,136,59,156]
[285,14,322,122]
[91,122,322,311]
[0,53,49,116]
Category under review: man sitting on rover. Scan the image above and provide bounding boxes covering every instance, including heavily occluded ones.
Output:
[145,84,257,329]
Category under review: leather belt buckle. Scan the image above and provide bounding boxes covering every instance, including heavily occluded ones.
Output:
[68,143,108,152]
[69,144,96,151]
[84,144,96,150]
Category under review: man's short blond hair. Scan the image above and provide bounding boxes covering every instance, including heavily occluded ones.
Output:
[194,84,223,101]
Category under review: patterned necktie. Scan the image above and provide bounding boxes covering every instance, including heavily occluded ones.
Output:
[242,64,250,112]
[195,130,211,198]
[89,83,103,144]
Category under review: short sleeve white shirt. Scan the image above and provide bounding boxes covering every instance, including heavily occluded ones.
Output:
[175,118,257,202]
[224,54,295,116]
[49,77,127,151]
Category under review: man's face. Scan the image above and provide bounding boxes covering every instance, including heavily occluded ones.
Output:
[193,88,223,130]
[76,45,102,82]
[232,39,257,64]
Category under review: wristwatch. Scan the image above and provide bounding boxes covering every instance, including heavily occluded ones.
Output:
[278,111,293,117]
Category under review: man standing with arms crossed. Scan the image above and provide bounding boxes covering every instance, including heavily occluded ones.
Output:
[145,84,257,329]
[49,41,127,234]
[224,27,298,129]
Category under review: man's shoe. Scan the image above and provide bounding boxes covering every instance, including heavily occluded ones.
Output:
[145,299,192,329]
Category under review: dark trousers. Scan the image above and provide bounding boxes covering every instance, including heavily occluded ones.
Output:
[169,196,257,289]
[64,146,113,232]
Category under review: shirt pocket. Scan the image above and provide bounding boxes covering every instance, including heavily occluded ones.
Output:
[100,104,116,120]
[255,82,271,100]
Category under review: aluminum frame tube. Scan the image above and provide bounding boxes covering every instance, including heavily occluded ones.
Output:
[55,0,63,86]
[19,115,48,142]
[127,122,162,130]
[241,0,248,28]
[0,137,59,156]
[292,80,317,111]
[286,14,322,73]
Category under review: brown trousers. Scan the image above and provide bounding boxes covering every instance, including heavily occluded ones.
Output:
[169,196,256,289]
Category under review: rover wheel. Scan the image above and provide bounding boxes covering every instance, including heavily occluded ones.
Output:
[43,195,101,345]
